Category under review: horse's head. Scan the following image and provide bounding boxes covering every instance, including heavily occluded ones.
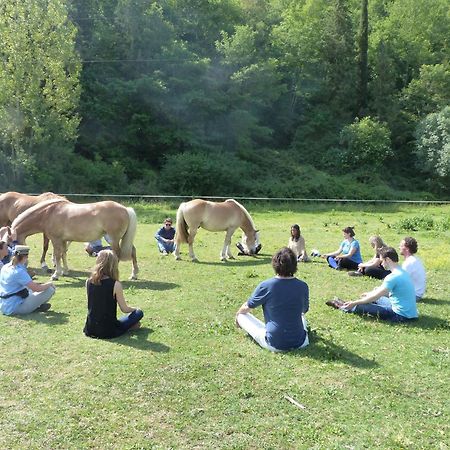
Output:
[242,230,260,255]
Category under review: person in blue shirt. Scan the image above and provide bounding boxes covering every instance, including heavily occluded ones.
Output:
[155,218,176,255]
[326,247,418,323]
[85,234,112,257]
[0,245,55,315]
[235,247,310,352]
[322,226,362,270]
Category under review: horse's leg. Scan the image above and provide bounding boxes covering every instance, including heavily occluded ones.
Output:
[51,240,64,280]
[129,245,139,280]
[174,242,181,260]
[188,229,198,262]
[40,235,51,272]
[61,241,70,276]
[222,228,237,260]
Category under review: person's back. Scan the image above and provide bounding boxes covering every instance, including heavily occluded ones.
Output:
[384,267,417,319]
[402,255,426,299]
[253,277,309,350]
[84,277,119,338]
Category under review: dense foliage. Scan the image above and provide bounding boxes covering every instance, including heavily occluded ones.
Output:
[0,0,449,197]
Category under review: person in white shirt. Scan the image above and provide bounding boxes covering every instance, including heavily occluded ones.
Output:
[399,237,426,301]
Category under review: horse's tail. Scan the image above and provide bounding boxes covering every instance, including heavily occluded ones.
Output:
[175,203,189,244]
[119,207,137,261]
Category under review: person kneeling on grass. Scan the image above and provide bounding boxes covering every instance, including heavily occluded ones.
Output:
[235,247,309,352]
[326,247,418,323]
[84,250,143,339]
[0,245,55,315]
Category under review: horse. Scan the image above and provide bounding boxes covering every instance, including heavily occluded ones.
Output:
[0,191,64,270]
[174,199,260,261]
[10,198,139,280]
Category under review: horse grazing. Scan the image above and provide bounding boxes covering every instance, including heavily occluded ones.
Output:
[0,191,64,269]
[11,198,139,280]
[174,199,260,261]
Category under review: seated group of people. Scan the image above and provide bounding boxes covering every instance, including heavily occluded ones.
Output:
[0,221,427,353]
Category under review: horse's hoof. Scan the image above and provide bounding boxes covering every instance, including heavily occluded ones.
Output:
[175,256,181,261]
[228,255,235,260]
[51,275,59,281]
[192,258,199,263]
[129,275,138,281]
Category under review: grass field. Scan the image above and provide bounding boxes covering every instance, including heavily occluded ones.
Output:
[1,202,449,449]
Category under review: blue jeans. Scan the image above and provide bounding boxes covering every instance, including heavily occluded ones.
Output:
[116,309,144,336]
[155,236,175,253]
[352,303,410,323]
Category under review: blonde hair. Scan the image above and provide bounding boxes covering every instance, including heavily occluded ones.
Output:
[12,254,28,266]
[369,235,386,253]
[89,250,119,285]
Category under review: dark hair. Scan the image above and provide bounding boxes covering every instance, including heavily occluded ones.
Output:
[342,226,355,237]
[272,247,297,277]
[379,246,399,263]
[165,218,173,224]
[291,224,300,241]
[403,237,418,254]
[0,241,5,250]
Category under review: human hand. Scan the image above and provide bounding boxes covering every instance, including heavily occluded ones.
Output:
[342,301,356,310]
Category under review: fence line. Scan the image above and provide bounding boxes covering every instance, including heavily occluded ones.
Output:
[27,193,450,204]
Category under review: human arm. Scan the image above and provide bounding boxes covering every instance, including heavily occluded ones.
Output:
[322,246,342,258]
[114,281,137,313]
[26,280,55,292]
[235,301,252,327]
[358,255,381,269]
[342,285,389,310]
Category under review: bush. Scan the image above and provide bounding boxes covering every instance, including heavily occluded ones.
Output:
[339,117,392,169]
[394,215,450,231]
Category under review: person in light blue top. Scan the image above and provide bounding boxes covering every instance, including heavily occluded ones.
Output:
[326,247,418,322]
[0,245,56,315]
[322,226,362,270]
[85,234,112,257]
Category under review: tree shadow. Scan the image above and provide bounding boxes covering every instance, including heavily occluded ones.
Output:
[288,331,379,369]
[121,280,180,291]
[14,310,70,326]
[109,327,170,352]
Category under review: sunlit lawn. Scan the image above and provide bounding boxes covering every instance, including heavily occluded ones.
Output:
[1,202,449,449]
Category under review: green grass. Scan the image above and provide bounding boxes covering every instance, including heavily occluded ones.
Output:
[1,202,449,449]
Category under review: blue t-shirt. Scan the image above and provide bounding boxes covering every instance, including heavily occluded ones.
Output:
[155,226,175,240]
[382,267,418,319]
[340,239,362,263]
[0,263,32,315]
[247,277,309,350]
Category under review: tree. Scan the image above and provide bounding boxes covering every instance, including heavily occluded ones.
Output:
[357,0,368,117]
[0,0,80,190]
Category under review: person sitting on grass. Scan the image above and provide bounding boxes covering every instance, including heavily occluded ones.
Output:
[348,235,391,279]
[155,218,176,255]
[322,226,362,271]
[399,237,426,301]
[235,247,309,352]
[0,245,55,315]
[326,247,418,323]
[85,234,112,257]
[84,250,143,339]
[0,241,9,270]
[288,224,310,262]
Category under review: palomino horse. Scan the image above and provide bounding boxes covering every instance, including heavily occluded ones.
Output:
[0,191,63,269]
[10,198,139,280]
[174,199,260,261]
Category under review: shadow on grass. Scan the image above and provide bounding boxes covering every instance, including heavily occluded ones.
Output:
[291,332,379,369]
[14,310,70,326]
[358,313,450,331]
[111,327,170,352]
[194,256,272,267]
[419,297,449,306]
[121,280,180,291]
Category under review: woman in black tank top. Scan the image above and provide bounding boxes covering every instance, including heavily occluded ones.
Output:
[84,250,143,339]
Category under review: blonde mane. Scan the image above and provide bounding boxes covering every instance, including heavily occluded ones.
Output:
[11,198,69,229]
[225,199,256,231]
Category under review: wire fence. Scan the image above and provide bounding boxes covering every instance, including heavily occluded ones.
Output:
[28,193,450,204]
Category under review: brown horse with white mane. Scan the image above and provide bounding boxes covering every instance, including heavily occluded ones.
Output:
[10,198,139,280]
[174,199,260,261]
[0,191,63,269]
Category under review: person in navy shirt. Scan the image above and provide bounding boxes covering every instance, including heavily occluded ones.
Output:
[322,226,362,270]
[235,247,310,352]
[326,247,418,322]
[155,218,176,255]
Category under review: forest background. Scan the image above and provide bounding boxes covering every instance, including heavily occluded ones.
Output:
[0,0,449,199]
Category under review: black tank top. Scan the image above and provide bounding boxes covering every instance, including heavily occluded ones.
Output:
[84,278,120,338]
